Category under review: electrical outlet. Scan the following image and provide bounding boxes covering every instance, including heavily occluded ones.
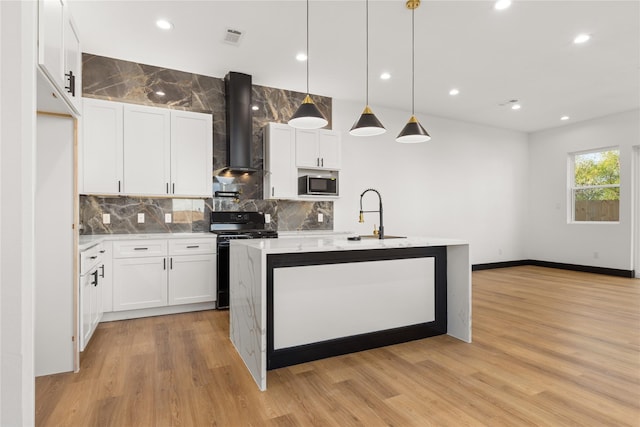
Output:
[102,214,111,224]
[165,213,172,223]
[264,213,271,223]
[318,213,324,223]
[137,213,145,223]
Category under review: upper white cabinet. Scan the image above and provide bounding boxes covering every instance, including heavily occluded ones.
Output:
[38,0,82,115]
[123,104,171,195]
[81,98,213,197]
[264,123,341,200]
[170,110,214,197]
[264,123,296,199]
[81,98,124,194]
[295,129,341,170]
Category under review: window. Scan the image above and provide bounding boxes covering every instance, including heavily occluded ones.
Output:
[569,148,620,222]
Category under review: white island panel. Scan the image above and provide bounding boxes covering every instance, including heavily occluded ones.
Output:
[273,257,435,349]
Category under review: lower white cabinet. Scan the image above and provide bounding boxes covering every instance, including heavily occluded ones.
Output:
[113,256,168,311]
[79,243,105,352]
[112,237,216,312]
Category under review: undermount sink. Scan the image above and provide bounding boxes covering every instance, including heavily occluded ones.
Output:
[358,235,407,240]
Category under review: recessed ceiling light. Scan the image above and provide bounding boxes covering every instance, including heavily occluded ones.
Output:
[251,105,259,111]
[494,0,512,11]
[380,72,391,80]
[296,53,307,61]
[155,91,166,96]
[561,116,570,121]
[449,88,460,96]
[156,19,173,30]
[573,33,591,44]
[511,104,521,110]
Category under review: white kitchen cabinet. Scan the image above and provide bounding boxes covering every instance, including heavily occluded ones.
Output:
[62,12,81,112]
[38,0,82,115]
[112,239,168,311]
[123,104,171,196]
[170,110,213,197]
[79,243,104,352]
[264,123,296,199]
[113,256,168,311]
[39,0,64,92]
[99,241,113,312]
[168,254,216,305]
[81,99,213,197]
[111,237,216,311]
[295,128,341,170]
[81,98,124,194]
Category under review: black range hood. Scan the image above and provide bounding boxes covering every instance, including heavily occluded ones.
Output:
[216,71,257,175]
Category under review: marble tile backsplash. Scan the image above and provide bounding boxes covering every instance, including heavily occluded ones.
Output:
[81,53,334,234]
[80,196,333,235]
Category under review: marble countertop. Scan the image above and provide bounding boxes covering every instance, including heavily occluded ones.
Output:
[231,236,468,254]
[79,232,216,251]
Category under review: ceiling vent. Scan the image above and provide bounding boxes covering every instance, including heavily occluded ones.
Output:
[223,28,244,45]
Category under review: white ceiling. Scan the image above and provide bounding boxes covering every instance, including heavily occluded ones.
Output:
[69,0,640,133]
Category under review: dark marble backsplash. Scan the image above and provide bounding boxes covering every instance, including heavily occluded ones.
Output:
[80,196,333,235]
[82,53,332,201]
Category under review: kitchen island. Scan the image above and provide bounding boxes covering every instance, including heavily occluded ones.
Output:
[229,236,471,391]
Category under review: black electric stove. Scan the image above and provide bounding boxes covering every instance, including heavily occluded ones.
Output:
[210,211,277,308]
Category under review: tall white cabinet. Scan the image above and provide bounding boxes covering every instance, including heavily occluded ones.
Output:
[35,114,75,376]
[81,98,213,197]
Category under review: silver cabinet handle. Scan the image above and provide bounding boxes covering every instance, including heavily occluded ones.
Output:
[134,247,148,251]
[186,245,199,249]
[321,158,324,167]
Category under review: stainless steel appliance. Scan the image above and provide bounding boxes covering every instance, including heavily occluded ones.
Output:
[298,175,338,196]
[210,211,277,309]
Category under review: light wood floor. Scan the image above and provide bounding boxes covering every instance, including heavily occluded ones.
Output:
[36,266,640,426]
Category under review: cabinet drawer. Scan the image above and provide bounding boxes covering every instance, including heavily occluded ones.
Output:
[169,238,216,256]
[80,243,103,275]
[113,240,167,258]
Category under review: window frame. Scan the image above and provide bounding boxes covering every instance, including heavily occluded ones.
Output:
[568,146,620,224]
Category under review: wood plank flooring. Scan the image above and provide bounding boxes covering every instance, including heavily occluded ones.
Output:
[36,266,640,426]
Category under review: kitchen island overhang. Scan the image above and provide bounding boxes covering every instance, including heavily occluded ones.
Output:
[229,236,471,391]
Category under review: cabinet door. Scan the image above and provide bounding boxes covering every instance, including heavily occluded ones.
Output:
[318,130,341,169]
[168,254,216,305]
[170,110,213,197]
[82,98,123,194]
[113,257,168,311]
[38,0,65,91]
[100,242,113,313]
[295,129,319,168]
[123,104,171,195]
[62,13,81,112]
[80,271,95,351]
[264,123,296,199]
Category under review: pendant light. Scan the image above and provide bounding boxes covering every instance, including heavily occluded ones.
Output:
[288,0,328,129]
[349,0,386,136]
[396,0,431,143]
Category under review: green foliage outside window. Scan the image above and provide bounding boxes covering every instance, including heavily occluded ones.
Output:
[574,150,620,201]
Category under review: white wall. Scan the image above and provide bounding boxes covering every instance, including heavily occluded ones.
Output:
[0,1,37,425]
[527,109,640,271]
[332,99,529,265]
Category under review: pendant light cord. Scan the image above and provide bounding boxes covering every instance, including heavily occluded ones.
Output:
[366,0,369,106]
[306,0,310,95]
[411,6,415,115]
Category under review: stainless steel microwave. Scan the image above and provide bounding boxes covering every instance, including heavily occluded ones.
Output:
[298,175,338,196]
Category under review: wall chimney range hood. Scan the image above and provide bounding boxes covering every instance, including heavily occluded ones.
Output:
[217,71,257,175]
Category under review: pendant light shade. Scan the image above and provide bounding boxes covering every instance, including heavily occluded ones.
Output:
[350,0,386,137]
[396,0,430,143]
[396,115,431,143]
[289,94,328,129]
[288,0,328,129]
